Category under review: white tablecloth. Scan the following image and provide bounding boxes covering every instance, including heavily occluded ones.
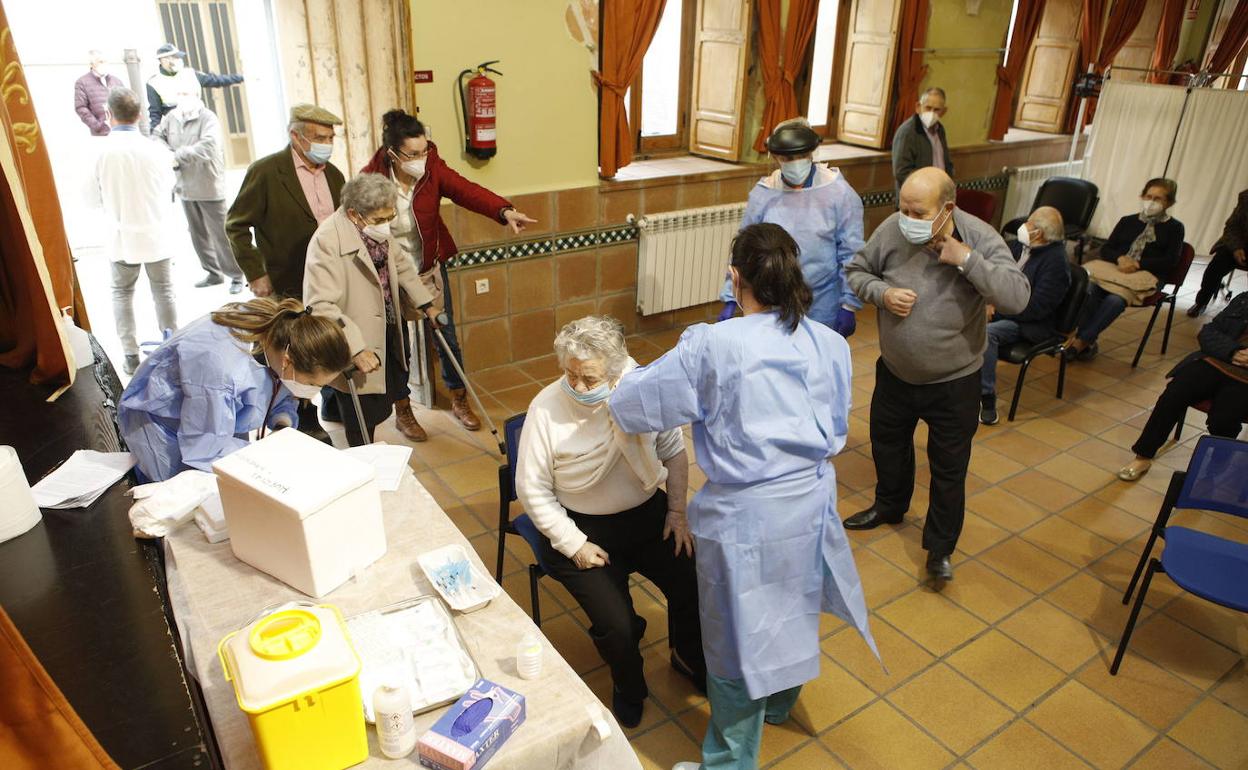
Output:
[163,473,641,770]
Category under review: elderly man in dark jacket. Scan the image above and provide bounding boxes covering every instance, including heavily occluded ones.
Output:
[979,207,1070,425]
[891,87,954,201]
[73,51,123,136]
[1188,188,1248,317]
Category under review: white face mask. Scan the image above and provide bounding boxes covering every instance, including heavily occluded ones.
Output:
[898,206,950,246]
[400,158,426,180]
[1016,223,1032,248]
[780,158,813,187]
[164,58,183,74]
[1141,200,1164,218]
[362,222,391,242]
[176,96,202,117]
[282,378,322,399]
[919,110,940,129]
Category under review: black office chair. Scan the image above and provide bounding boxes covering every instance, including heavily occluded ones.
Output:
[1003,177,1100,259]
[1000,265,1089,422]
[494,412,549,626]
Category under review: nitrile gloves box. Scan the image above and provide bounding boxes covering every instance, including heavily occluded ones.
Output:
[417,679,525,770]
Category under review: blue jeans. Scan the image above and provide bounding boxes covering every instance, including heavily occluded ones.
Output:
[701,674,802,769]
[428,261,466,392]
[1076,285,1127,345]
[981,319,1023,396]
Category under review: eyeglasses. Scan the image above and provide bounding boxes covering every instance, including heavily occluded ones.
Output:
[389,146,428,161]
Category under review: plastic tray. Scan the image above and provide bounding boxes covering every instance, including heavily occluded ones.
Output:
[416,543,501,613]
[345,596,479,722]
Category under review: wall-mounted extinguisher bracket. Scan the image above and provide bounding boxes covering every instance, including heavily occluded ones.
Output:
[458,61,502,160]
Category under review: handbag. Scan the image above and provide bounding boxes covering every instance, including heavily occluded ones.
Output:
[1084,259,1158,306]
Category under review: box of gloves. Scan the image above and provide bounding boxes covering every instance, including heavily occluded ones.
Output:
[213,428,386,597]
[417,679,526,770]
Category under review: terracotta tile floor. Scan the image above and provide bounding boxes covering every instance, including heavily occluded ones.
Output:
[380,261,1247,769]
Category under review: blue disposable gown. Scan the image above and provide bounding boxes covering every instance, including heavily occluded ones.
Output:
[609,312,877,699]
[119,315,298,482]
[719,166,865,327]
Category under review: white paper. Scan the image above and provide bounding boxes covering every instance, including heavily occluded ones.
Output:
[342,443,412,492]
[31,450,135,509]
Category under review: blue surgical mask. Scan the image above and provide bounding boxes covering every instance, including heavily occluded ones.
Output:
[561,376,611,406]
[305,141,333,165]
[898,213,936,245]
[780,159,813,187]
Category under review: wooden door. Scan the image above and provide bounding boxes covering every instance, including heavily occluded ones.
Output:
[157,0,253,168]
[1014,0,1082,133]
[1111,0,1165,82]
[835,0,901,149]
[688,0,752,161]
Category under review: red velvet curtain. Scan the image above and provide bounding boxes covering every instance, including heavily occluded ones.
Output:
[1065,0,1106,131]
[1095,0,1150,71]
[753,0,820,152]
[989,0,1048,140]
[1149,0,1186,83]
[891,0,931,135]
[0,7,78,387]
[597,0,668,178]
[1207,0,1248,75]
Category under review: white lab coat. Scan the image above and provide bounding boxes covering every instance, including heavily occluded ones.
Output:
[84,127,177,264]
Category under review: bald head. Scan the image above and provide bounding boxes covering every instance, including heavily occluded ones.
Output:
[1026,206,1064,245]
[899,167,957,220]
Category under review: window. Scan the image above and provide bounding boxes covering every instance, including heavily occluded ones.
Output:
[803,0,842,134]
[626,0,695,155]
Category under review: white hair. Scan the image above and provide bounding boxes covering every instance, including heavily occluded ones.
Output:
[341,173,396,216]
[1030,208,1065,242]
[553,316,629,378]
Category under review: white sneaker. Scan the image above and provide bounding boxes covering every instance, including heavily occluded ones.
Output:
[672,763,702,770]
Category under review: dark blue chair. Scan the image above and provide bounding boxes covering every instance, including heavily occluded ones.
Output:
[495,412,551,626]
[1112,435,1248,675]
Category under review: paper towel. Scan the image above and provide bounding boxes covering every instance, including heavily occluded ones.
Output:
[0,445,42,543]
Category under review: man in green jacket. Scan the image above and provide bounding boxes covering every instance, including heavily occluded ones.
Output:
[226,103,344,440]
[226,103,345,299]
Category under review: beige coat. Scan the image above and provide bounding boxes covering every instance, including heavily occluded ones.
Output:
[303,208,435,395]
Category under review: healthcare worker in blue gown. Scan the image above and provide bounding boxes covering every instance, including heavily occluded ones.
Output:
[717,118,865,338]
[612,223,877,770]
[119,297,353,482]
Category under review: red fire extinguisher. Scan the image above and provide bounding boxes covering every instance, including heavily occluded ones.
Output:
[458,60,502,160]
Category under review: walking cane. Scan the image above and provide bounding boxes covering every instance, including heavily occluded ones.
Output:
[430,312,505,455]
[342,366,372,445]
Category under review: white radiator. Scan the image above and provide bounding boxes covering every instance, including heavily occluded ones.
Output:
[1002,160,1085,225]
[632,203,747,315]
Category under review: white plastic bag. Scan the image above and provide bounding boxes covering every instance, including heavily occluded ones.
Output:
[128,470,218,538]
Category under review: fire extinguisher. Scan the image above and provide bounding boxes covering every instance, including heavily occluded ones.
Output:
[458,60,502,160]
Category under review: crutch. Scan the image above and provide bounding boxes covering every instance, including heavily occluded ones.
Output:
[431,312,505,455]
[342,366,372,445]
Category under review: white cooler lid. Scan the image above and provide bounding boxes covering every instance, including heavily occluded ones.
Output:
[212,428,376,520]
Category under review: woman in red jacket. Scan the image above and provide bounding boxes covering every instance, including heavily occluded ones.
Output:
[361,109,536,440]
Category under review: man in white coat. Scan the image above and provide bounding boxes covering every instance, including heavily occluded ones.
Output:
[85,87,179,374]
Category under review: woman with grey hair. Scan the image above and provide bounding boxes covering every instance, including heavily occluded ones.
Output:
[304,173,439,445]
[515,316,705,728]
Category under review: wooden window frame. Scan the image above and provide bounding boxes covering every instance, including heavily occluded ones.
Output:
[629,0,698,158]
[796,0,852,139]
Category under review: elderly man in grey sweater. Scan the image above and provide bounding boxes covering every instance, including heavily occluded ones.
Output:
[844,167,1030,585]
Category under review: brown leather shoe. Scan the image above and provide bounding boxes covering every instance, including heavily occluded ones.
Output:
[450,388,482,431]
[394,398,428,442]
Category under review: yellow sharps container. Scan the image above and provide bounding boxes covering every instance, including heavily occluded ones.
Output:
[218,604,367,770]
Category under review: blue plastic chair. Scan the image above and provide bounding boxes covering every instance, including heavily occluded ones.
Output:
[1112,435,1248,675]
[495,412,551,626]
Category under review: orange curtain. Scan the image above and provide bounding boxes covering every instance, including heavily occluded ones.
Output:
[989,0,1048,140]
[1149,0,1186,82]
[1095,0,1150,71]
[891,0,931,135]
[1207,0,1248,75]
[0,7,79,387]
[753,0,820,152]
[1064,0,1106,131]
[597,0,667,178]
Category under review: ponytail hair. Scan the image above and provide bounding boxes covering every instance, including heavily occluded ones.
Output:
[211,298,352,376]
[381,108,426,152]
[729,223,812,332]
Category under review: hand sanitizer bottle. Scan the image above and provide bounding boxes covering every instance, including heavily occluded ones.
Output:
[373,681,416,758]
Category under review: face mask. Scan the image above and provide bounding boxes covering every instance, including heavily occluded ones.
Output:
[304,138,333,165]
[919,110,939,129]
[176,97,202,117]
[779,158,813,187]
[560,375,611,406]
[281,378,322,399]
[898,212,937,245]
[400,158,426,180]
[164,59,183,74]
[1016,223,1032,248]
[1141,200,1163,218]
[362,222,391,242]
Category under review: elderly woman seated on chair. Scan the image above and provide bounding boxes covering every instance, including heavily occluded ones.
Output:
[514,315,705,728]
[1065,178,1185,361]
[1119,291,1248,481]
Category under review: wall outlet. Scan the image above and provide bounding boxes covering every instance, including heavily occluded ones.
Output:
[475,278,490,294]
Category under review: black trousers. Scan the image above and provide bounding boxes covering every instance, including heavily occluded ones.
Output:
[1132,359,1248,458]
[332,324,409,446]
[537,490,704,703]
[1194,247,1243,306]
[869,359,980,556]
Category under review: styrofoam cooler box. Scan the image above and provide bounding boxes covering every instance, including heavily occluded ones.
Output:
[213,429,386,597]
